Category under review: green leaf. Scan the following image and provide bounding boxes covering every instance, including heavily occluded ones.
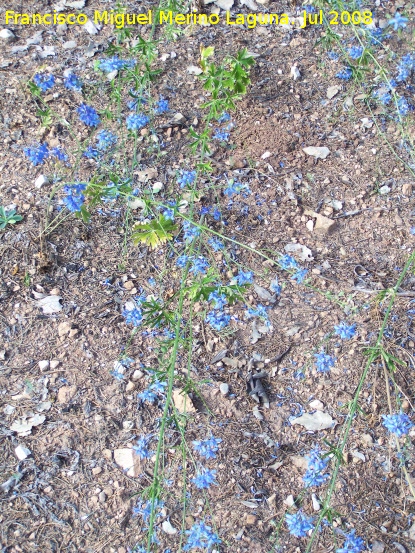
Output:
[132,216,177,249]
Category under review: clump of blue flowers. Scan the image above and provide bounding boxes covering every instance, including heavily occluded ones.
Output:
[303,448,330,487]
[155,96,169,115]
[285,510,314,537]
[334,321,356,340]
[193,435,222,459]
[133,435,153,459]
[63,183,87,213]
[177,170,196,188]
[184,520,221,551]
[24,143,49,166]
[182,221,201,243]
[99,56,136,72]
[191,467,217,489]
[64,73,82,92]
[206,310,231,331]
[388,12,408,31]
[126,113,149,131]
[382,413,413,437]
[336,67,353,80]
[33,73,55,92]
[78,104,100,127]
[138,379,167,404]
[314,351,336,373]
[336,529,364,553]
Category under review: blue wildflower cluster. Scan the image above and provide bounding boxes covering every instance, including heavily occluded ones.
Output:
[207,237,224,251]
[33,73,55,92]
[213,129,229,142]
[246,304,270,327]
[123,307,143,327]
[126,113,149,131]
[189,256,210,275]
[314,351,336,373]
[78,104,100,127]
[278,255,308,283]
[99,56,136,72]
[336,530,365,553]
[396,53,415,83]
[138,379,167,404]
[64,73,82,92]
[177,170,196,188]
[382,412,413,437]
[84,129,117,159]
[193,435,222,459]
[50,147,68,163]
[63,183,87,212]
[334,321,356,340]
[182,221,201,243]
[303,448,330,487]
[208,290,228,310]
[133,435,154,459]
[285,510,314,537]
[233,270,253,286]
[388,12,408,31]
[155,95,169,115]
[191,467,217,489]
[184,521,221,551]
[24,143,49,166]
[348,46,363,60]
[336,67,353,80]
[224,179,250,197]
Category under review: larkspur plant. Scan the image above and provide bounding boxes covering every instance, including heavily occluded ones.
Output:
[17,26,415,552]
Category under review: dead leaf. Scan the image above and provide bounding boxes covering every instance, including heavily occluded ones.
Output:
[291,411,336,431]
[172,389,196,414]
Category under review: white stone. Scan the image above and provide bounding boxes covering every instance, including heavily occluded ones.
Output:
[35,175,49,189]
[219,383,229,395]
[215,0,234,9]
[114,448,142,477]
[15,445,31,460]
[0,29,16,42]
[303,146,331,159]
[309,399,324,411]
[290,65,301,80]
[291,411,336,431]
[152,182,164,193]
[38,360,49,370]
[107,70,118,81]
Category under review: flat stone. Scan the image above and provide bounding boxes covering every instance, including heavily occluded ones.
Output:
[57,385,77,404]
[0,29,16,42]
[35,175,48,189]
[219,383,229,395]
[38,360,49,370]
[114,448,142,477]
[15,445,31,460]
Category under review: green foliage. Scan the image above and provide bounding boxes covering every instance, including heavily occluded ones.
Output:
[28,80,42,98]
[0,206,23,230]
[36,107,53,128]
[132,215,177,249]
[198,46,255,118]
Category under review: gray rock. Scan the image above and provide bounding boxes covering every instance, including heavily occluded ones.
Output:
[0,29,16,42]
[219,383,229,396]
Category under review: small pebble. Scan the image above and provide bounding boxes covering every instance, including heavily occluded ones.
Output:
[219,383,229,396]
[38,360,49,370]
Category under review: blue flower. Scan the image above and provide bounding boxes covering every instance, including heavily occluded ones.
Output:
[24,143,49,166]
[132,436,153,459]
[217,112,230,123]
[110,369,124,380]
[78,104,100,127]
[206,310,231,331]
[246,304,269,321]
[388,12,408,31]
[278,255,298,270]
[64,73,82,91]
[336,67,353,80]
[96,129,117,151]
[177,255,191,268]
[182,221,201,243]
[33,73,55,92]
[336,530,365,553]
[396,53,415,83]
[334,322,356,340]
[63,183,87,212]
[190,256,209,275]
[213,129,229,141]
[126,113,149,131]
[285,511,314,537]
[193,436,222,459]
[123,307,143,327]
[314,351,336,373]
[382,413,413,437]
[99,56,136,72]
[208,290,228,310]
[208,237,224,251]
[348,46,363,60]
[50,147,68,162]
[133,498,164,523]
[303,448,330,488]
[83,146,100,159]
[397,96,411,117]
[291,268,308,284]
[270,277,281,295]
[163,208,175,221]
[177,170,196,188]
[211,207,221,220]
[224,180,249,197]
[184,520,221,551]
[234,271,253,285]
[155,96,169,114]
[191,467,217,489]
